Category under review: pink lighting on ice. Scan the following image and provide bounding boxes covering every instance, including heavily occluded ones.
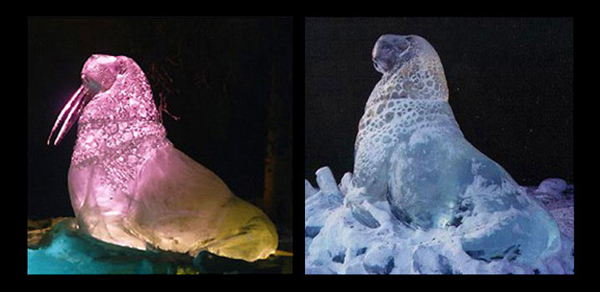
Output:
[45,54,278,262]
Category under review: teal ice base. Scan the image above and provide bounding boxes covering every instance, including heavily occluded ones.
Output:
[27,218,291,274]
[27,219,192,274]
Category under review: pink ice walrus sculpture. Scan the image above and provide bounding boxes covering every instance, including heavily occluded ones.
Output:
[47,54,278,262]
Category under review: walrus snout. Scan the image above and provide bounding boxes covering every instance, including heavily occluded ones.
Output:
[372,35,412,74]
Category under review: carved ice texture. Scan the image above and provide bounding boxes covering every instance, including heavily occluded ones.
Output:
[50,55,277,262]
[305,35,573,274]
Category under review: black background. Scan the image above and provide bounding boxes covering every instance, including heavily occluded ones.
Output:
[305,17,573,187]
[27,18,293,231]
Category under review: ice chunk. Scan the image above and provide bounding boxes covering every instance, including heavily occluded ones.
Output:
[305,179,318,199]
[305,167,344,240]
[339,172,353,195]
[362,242,395,274]
[536,178,567,195]
[315,166,339,194]
[412,246,453,274]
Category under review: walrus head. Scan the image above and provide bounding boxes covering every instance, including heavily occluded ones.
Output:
[47,54,124,146]
[372,34,412,74]
[372,34,448,101]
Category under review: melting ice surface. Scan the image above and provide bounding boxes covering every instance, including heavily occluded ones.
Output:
[305,170,574,274]
[305,35,573,274]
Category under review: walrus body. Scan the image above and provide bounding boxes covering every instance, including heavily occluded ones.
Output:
[50,55,278,262]
[346,35,561,263]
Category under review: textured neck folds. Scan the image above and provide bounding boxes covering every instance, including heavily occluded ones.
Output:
[71,57,171,192]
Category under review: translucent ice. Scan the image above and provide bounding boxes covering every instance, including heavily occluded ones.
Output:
[305,174,574,274]
[28,218,179,274]
[305,35,573,274]
[536,178,568,195]
[305,167,343,239]
[48,55,277,262]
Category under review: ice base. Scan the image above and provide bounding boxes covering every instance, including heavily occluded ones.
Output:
[305,168,574,274]
[27,218,290,274]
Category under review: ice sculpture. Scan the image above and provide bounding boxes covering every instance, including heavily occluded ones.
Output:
[28,218,183,274]
[305,35,573,274]
[47,54,277,262]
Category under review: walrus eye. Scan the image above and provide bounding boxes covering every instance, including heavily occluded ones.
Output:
[373,60,381,71]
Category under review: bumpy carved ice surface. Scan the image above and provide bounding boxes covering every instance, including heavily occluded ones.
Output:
[46,55,277,262]
[305,35,573,274]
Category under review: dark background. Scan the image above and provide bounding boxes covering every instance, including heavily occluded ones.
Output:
[305,17,573,187]
[27,18,293,234]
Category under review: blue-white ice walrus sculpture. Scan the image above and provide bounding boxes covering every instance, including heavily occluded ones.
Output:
[345,35,562,264]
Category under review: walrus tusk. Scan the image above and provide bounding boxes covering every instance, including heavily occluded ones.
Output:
[47,85,91,146]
